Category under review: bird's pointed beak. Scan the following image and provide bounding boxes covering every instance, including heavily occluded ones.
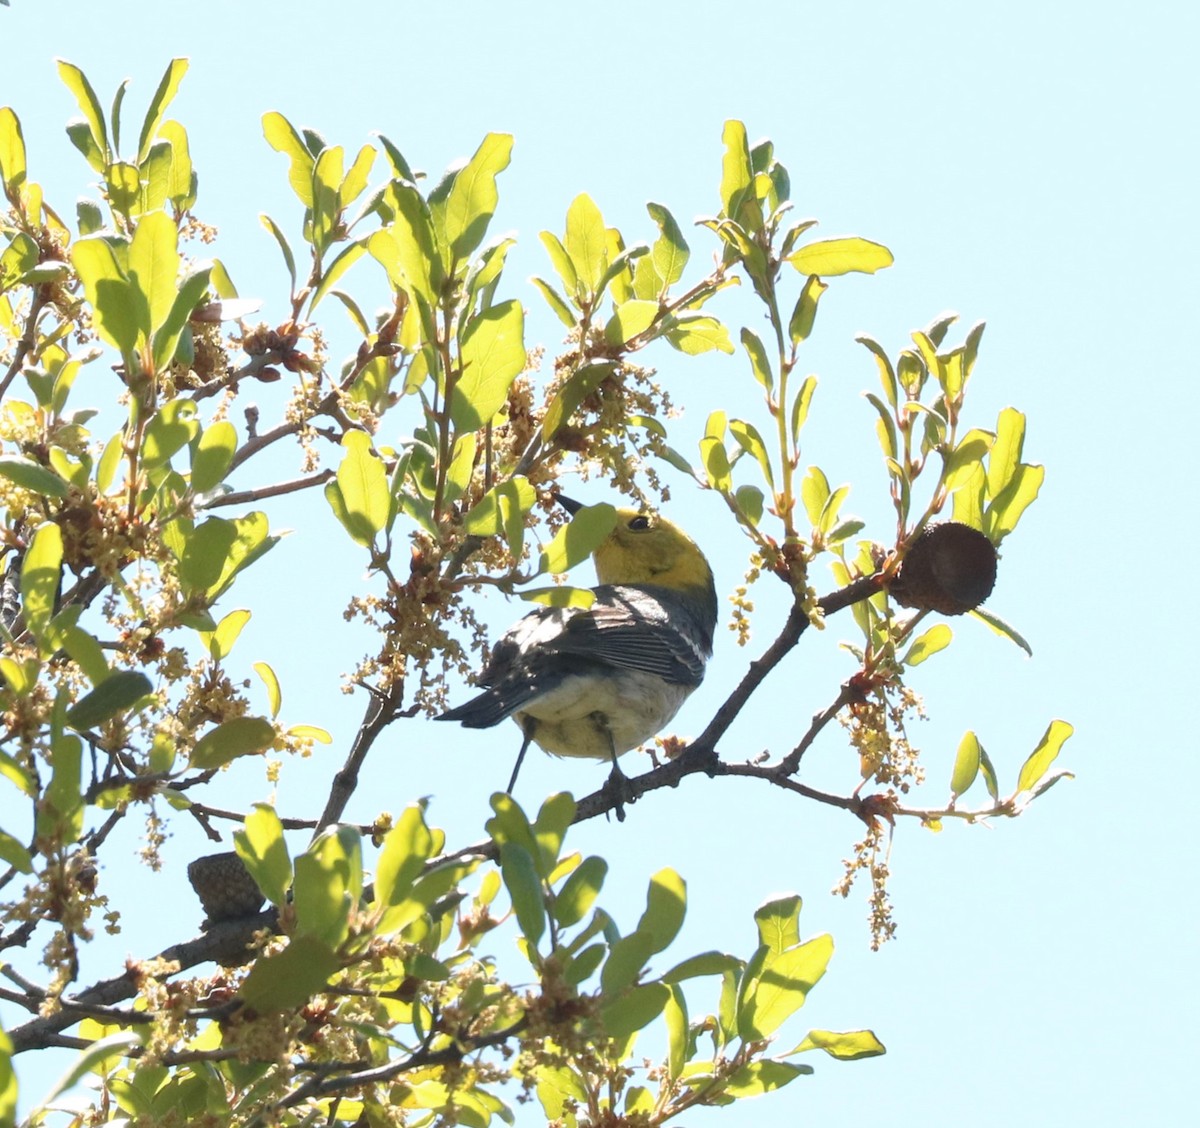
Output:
[556,494,584,516]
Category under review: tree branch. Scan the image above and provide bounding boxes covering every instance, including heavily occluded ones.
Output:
[197,470,334,510]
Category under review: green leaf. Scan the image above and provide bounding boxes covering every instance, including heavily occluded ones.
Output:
[902,624,952,666]
[137,58,188,163]
[127,210,180,339]
[200,607,251,661]
[29,1031,142,1120]
[729,419,774,488]
[800,465,830,529]
[179,517,238,593]
[335,430,390,543]
[978,745,1000,801]
[968,606,1033,656]
[21,523,63,642]
[191,420,237,493]
[530,275,576,328]
[985,463,1044,543]
[152,263,212,372]
[789,237,893,276]
[293,826,361,946]
[738,933,832,1040]
[1017,720,1074,795]
[736,483,764,526]
[310,239,366,311]
[791,1028,887,1061]
[723,1060,809,1098]
[564,193,607,294]
[233,803,292,907]
[537,503,617,575]
[39,731,83,842]
[0,828,33,874]
[262,111,315,206]
[189,716,276,770]
[500,842,545,950]
[538,230,580,300]
[532,791,576,877]
[662,951,742,983]
[636,868,686,954]
[70,237,141,359]
[0,106,27,190]
[552,856,608,927]
[719,120,754,222]
[951,731,982,798]
[543,362,615,439]
[987,407,1025,498]
[443,132,513,260]
[788,274,828,344]
[239,934,340,1013]
[56,60,109,165]
[66,671,153,730]
[601,983,670,1039]
[451,298,526,431]
[260,213,297,292]
[698,435,731,492]
[647,201,689,286]
[254,660,281,718]
[754,894,802,955]
[375,803,434,907]
[791,375,818,439]
[666,313,734,355]
[142,398,199,470]
[605,298,659,346]
[740,327,773,393]
[0,457,69,499]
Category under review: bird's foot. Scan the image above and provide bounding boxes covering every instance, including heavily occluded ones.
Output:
[601,760,636,822]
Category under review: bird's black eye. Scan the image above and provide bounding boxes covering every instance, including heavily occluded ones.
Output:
[627,514,651,531]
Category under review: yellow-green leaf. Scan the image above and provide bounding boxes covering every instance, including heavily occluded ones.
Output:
[234,802,292,907]
[21,523,63,642]
[537,503,616,575]
[336,430,390,542]
[789,237,893,276]
[1017,720,1074,795]
[190,716,276,769]
[254,661,282,718]
[951,731,982,797]
[451,299,526,432]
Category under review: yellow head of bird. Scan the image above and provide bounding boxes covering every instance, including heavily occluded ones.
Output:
[593,508,715,600]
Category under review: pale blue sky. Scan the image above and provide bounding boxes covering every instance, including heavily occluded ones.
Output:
[2,1,1196,1124]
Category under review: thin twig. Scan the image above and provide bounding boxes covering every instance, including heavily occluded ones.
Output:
[197,470,334,510]
[0,290,48,399]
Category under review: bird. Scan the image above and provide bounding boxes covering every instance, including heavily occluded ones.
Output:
[438,497,718,808]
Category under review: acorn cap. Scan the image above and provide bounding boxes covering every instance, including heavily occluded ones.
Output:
[891,522,998,616]
[187,851,265,924]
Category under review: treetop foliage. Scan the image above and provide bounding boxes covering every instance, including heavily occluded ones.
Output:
[0,58,1070,1126]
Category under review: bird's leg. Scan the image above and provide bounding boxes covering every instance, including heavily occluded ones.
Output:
[506,720,536,795]
[599,723,634,823]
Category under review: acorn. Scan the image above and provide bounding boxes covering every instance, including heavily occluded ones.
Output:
[890,522,998,616]
[187,851,265,925]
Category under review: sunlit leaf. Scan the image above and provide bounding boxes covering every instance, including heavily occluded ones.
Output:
[21,523,63,642]
[537,503,616,575]
[951,731,982,797]
[789,237,893,276]
[790,1028,886,1061]
[451,298,526,431]
[1017,720,1074,794]
[190,716,276,769]
[234,802,292,907]
[902,624,952,666]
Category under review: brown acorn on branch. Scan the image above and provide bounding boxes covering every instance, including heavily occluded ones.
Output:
[187,851,265,925]
[890,522,998,616]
